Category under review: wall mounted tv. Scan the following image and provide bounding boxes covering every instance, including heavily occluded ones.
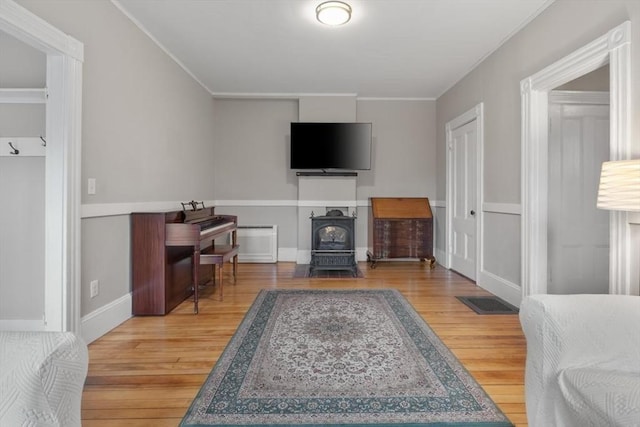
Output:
[290,122,372,170]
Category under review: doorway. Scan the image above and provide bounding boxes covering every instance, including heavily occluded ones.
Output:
[0,32,46,329]
[548,89,610,294]
[521,21,633,296]
[0,0,83,332]
[446,103,483,282]
[449,121,477,279]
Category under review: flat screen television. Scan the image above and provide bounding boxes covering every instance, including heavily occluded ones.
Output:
[290,122,372,170]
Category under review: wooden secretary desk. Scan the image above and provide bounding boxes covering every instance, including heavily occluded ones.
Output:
[367,197,436,268]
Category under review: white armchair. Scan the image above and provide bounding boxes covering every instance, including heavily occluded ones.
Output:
[0,331,88,426]
[520,294,640,427]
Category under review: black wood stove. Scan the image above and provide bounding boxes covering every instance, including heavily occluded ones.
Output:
[309,211,357,277]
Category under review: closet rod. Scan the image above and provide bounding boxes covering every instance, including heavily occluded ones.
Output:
[0,88,47,104]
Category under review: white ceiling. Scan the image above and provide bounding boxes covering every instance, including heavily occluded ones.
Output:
[114,0,554,99]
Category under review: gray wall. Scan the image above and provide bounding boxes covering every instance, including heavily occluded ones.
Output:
[0,157,45,320]
[18,0,217,204]
[556,64,609,91]
[211,98,437,256]
[17,0,218,317]
[212,98,300,251]
[357,100,436,200]
[436,0,640,294]
[12,2,426,324]
[81,216,130,315]
[211,97,439,205]
[0,33,46,322]
[0,30,45,87]
[212,99,299,202]
[11,0,639,333]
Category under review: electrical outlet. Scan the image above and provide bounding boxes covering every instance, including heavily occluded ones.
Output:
[88,178,96,195]
[90,280,99,298]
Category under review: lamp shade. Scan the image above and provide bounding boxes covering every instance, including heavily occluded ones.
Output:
[597,159,640,211]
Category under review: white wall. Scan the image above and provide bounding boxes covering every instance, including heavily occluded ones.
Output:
[436,0,640,297]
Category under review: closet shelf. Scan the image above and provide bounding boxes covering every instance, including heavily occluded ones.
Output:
[0,88,47,104]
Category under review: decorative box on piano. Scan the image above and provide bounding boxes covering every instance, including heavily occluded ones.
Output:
[131,204,237,315]
[366,197,436,269]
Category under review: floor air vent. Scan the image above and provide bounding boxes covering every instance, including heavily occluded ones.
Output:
[235,225,277,263]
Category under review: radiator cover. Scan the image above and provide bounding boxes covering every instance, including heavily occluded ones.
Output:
[235,225,277,263]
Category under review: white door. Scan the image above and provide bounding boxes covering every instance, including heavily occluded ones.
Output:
[548,94,609,294]
[450,120,477,280]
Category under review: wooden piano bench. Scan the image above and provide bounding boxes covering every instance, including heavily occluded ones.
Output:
[200,244,239,302]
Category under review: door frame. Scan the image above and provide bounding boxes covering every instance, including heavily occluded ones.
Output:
[521,21,632,296]
[445,103,484,281]
[0,0,84,332]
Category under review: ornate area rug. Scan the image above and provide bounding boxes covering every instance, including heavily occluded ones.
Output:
[181,289,513,426]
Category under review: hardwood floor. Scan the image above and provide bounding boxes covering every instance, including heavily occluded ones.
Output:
[82,262,528,426]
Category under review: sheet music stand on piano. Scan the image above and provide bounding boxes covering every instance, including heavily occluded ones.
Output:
[181,200,205,211]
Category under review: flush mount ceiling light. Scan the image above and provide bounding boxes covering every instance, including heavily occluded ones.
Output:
[316,1,352,26]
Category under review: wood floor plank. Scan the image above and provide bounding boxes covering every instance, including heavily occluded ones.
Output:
[82,419,182,427]
[82,262,529,426]
[81,398,192,410]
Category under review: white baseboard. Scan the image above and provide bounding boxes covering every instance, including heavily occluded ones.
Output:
[277,247,298,262]
[0,319,45,331]
[81,293,132,344]
[296,249,312,264]
[477,270,522,307]
[482,202,521,215]
[435,248,447,268]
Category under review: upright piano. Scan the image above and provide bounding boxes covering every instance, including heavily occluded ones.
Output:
[131,206,237,315]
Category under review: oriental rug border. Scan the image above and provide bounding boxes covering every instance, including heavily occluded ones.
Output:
[181,289,513,427]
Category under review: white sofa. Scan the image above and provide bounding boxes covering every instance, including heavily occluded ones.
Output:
[520,294,640,427]
[0,331,88,426]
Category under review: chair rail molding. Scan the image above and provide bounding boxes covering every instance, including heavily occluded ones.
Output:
[521,21,632,297]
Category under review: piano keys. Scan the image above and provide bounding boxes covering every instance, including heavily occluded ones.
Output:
[131,206,238,315]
